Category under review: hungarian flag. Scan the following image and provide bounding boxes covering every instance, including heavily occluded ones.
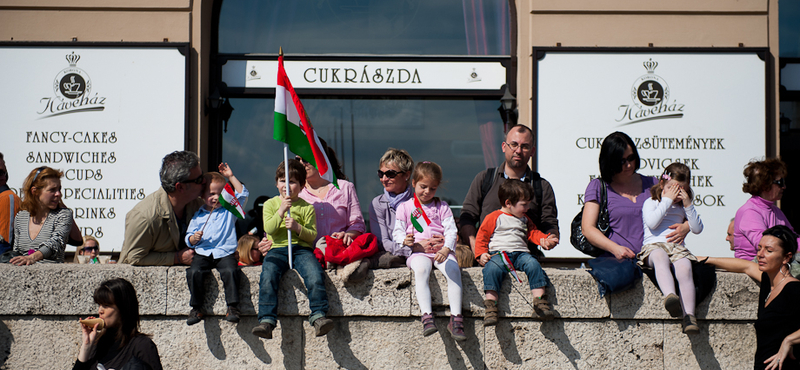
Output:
[273,54,338,188]
[499,251,522,283]
[218,183,245,219]
[410,193,431,233]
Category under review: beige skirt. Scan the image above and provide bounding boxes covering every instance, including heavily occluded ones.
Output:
[636,242,697,267]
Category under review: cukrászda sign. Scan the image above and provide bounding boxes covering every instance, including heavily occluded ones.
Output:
[222,60,506,90]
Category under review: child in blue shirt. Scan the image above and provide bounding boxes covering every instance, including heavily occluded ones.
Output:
[185,163,248,325]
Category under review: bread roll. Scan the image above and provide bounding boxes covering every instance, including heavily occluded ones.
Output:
[79,318,105,330]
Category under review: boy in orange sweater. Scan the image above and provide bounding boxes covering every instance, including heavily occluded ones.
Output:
[475,179,559,325]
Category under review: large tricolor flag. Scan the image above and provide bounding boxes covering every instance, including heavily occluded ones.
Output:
[218,183,245,219]
[273,54,338,188]
[410,193,431,233]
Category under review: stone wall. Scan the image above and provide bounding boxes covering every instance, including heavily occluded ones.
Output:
[0,264,759,369]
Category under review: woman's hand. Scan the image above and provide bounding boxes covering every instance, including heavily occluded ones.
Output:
[765,338,796,370]
[434,247,450,263]
[666,222,691,244]
[425,235,444,253]
[10,251,40,266]
[77,316,102,362]
[331,231,358,246]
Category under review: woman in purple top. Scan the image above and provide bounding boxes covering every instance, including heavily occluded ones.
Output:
[734,158,799,261]
[581,132,689,259]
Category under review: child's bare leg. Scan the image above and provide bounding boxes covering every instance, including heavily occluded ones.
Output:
[485,290,499,302]
[531,287,545,299]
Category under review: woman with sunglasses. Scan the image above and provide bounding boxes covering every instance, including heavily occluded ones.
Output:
[701,226,800,370]
[734,158,799,261]
[74,235,100,263]
[297,143,376,282]
[368,148,432,269]
[6,166,73,265]
[581,132,690,261]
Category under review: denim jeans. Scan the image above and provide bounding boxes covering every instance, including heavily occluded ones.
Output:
[483,251,548,291]
[257,246,329,325]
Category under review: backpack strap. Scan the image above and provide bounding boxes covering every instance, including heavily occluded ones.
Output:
[479,167,500,205]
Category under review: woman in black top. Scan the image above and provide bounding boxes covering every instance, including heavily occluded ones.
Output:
[705,225,800,370]
[74,278,163,370]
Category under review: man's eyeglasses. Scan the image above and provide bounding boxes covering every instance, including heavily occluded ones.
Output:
[620,155,637,166]
[774,178,786,188]
[180,173,204,185]
[504,141,532,152]
[378,170,404,179]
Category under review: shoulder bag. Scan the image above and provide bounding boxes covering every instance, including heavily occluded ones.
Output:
[570,180,610,257]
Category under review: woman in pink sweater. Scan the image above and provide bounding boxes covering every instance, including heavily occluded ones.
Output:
[734,158,799,261]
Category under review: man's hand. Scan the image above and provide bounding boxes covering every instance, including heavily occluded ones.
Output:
[175,247,195,265]
[539,235,559,250]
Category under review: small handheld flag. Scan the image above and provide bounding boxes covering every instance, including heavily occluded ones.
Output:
[499,251,522,283]
[218,183,245,219]
[410,193,431,232]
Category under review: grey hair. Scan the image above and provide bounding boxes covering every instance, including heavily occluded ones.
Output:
[379,148,414,173]
[160,151,199,193]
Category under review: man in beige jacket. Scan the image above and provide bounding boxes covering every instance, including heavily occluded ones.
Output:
[120,151,205,266]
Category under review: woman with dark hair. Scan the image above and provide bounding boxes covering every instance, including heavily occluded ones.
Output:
[74,278,162,370]
[581,132,689,260]
[703,226,800,370]
[6,166,73,265]
[734,158,799,261]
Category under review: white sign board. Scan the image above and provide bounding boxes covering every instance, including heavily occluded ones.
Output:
[0,45,188,252]
[536,51,766,258]
[222,60,506,90]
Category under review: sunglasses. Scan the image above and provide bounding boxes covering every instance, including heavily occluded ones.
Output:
[84,247,99,252]
[180,172,205,185]
[774,178,786,188]
[620,155,637,166]
[378,170,404,179]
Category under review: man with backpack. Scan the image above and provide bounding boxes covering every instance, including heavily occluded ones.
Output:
[459,125,560,258]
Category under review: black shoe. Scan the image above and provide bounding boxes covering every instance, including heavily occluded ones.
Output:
[187,308,204,326]
[252,322,275,339]
[313,316,334,337]
[225,306,241,323]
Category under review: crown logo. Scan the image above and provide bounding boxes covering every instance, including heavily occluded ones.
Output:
[66,52,80,67]
[643,58,658,73]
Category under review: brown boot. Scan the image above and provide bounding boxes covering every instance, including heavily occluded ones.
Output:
[484,299,498,326]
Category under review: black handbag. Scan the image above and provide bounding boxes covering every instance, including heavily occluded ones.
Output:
[570,180,610,257]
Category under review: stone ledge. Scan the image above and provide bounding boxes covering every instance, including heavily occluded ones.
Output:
[0,264,759,320]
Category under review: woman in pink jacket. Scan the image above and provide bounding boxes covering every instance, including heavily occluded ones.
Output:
[734,158,799,261]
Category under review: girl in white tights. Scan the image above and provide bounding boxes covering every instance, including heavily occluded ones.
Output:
[638,163,704,334]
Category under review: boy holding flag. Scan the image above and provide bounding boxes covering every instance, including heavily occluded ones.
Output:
[475,179,558,325]
[185,163,249,325]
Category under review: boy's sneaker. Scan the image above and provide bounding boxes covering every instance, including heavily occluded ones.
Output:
[483,299,499,326]
[533,297,554,320]
[448,314,467,341]
[664,293,682,318]
[225,306,241,323]
[313,316,334,337]
[421,313,437,336]
[186,308,204,326]
[252,322,275,339]
[683,315,700,334]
